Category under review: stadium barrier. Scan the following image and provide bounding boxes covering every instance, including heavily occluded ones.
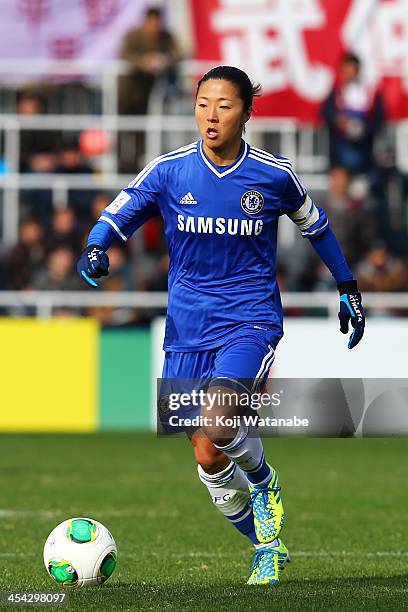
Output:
[1,290,407,317]
[0,319,150,432]
[1,290,405,432]
[151,316,408,437]
[2,316,407,432]
[0,112,319,245]
[0,59,325,245]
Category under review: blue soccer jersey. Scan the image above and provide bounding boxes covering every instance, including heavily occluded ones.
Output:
[99,140,328,351]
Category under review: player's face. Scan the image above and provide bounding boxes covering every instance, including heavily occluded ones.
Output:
[195,79,251,160]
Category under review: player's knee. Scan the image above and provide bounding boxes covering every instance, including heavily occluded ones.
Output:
[200,384,239,446]
[200,421,236,448]
[193,438,227,473]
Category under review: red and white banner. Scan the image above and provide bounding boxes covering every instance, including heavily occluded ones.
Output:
[192,0,408,122]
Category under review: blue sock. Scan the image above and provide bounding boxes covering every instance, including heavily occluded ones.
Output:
[224,499,259,544]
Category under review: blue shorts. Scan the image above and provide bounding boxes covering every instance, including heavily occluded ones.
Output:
[158,325,279,433]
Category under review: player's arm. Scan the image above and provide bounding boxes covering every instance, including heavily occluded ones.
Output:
[281,166,365,349]
[77,164,161,287]
[308,228,365,349]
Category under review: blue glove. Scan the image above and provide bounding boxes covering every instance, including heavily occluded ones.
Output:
[77,244,109,288]
[337,280,365,349]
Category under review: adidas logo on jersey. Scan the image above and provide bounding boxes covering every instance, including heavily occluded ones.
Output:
[180,192,197,205]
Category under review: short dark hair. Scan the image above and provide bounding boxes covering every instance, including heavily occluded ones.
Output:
[196,65,262,111]
[145,7,162,19]
[342,52,360,67]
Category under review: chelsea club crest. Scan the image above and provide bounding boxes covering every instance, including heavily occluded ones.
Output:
[241,190,264,215]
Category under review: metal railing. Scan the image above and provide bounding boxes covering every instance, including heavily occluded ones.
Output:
[1,59,406,247]
[0,291,406,319]
[0,59,331,245]
[0,111,331,245]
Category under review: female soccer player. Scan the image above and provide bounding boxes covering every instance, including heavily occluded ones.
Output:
[77,66,365,585]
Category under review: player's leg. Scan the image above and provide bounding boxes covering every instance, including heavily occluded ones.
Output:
[192,431,290,585]
[199,330,285,545]
[191,431,260,545]
[159,345,288,584]
[159,350,258,543]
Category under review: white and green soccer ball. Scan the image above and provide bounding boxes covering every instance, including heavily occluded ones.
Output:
[43,517,117,588]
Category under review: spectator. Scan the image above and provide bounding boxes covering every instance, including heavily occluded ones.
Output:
[118,7,180,115]
[77,192,114,246]
[90,192,112,223]
[56,141,92,175]
[323,170,375,266]
[87,243,136,326]
[17,92,58,223]
[56,140,94,217]
[321,52,385,187]
[47,207,82,254]
[7,217,47,289]
[356,241,408,292]
[132,216,167,290]
[32,245,82,292]
[17,91,58,174]
[144,253,169,292]
[117,6,181,171]
[369,148,408,254]
[17,91,42,116]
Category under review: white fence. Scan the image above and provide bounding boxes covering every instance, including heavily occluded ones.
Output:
[0,113,327,245]
[1,59,406,246]
[0,291,406,319]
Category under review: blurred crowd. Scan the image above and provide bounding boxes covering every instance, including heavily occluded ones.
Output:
[0,196,169,324]
[0,8,408,325]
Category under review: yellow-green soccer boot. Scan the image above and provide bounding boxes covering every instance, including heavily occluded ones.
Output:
[247,539,290,585]
[249,466,285,543]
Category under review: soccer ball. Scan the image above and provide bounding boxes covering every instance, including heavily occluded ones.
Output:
[43,517,117,588]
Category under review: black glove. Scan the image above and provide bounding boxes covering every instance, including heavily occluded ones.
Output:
[77,245,109,288]
[337,280,365,349]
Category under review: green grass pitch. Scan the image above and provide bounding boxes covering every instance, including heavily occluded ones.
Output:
[0,433,407,611]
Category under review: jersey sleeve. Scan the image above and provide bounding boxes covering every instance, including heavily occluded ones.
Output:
[280,163,328,238]
[99,162,161,242]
